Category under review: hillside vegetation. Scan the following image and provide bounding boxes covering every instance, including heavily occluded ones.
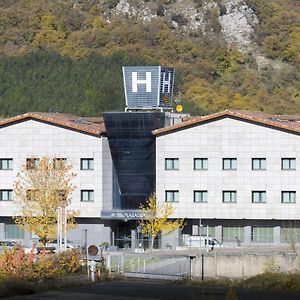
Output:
[0,0,299,116]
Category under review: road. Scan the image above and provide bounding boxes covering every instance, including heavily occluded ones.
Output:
[7,279,300,300]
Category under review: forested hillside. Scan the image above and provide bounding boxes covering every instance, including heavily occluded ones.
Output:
[0,0,299,116]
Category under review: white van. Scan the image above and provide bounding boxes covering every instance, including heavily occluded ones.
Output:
[185,236,223,249]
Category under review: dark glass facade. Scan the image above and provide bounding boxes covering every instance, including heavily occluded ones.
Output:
[103,112,165,209]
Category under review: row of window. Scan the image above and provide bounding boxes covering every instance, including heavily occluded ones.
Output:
[0,158,94,170]
[165,190,297,203]
[222,226,275,243]
[0,189,95,202]
[4,223,298,244]
[223,226,300,243]
[165,158,297,171]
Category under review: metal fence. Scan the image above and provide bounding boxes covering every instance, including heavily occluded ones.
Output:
[107,252,191,280]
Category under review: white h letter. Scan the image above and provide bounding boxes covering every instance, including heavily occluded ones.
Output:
[132,72,152,93]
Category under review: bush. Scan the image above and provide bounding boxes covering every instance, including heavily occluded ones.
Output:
[0,247,84,282]
[239,272,300,293]
[171,14,189,26]
[0,247,35,280]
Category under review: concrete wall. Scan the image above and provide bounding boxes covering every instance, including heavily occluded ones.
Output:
[192,252,299,279]
[156,117,300,220]
[67,223,111,248]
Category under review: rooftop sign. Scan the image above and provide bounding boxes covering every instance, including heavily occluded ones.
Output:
[122,66,175,110]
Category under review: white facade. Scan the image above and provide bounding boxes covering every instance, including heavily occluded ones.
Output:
[155,116,300,244]
[0,118,113,246]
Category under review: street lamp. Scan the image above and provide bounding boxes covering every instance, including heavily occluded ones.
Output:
[56,205,67,252]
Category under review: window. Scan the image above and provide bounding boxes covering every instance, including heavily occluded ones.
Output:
[26,158,39,169]
[81,158,94,170]
[281,191,296,203]
[0,190,13,201]
[0,159,13,170]
[223,191,237,203]
[194,158,208,170]
[200,227,215,238]
[252,226,273,243]
[5,224,24,239]
[223,227,244,242]
[81,190,94,202]
[280,227,300,243]
[53,158,66,170]
[194,191,208,203]
[165,190,179,202]
[281,158,296,170]
[252,158,266,170]
[252,191,266,203]
[165,158,179,170]
[223,158,237,170]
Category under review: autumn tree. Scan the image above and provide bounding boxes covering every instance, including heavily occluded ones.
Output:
[13,157,78,246]
[139,193,184,250]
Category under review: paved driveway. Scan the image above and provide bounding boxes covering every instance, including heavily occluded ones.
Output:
[6,279,300,300]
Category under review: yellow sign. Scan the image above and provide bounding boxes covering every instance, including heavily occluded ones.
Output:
[175,104,183,112]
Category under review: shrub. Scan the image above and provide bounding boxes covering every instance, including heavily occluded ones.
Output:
[0,247,84,282]
[239,272,300,293]
[171,14,189,26]
[0,247,35,280]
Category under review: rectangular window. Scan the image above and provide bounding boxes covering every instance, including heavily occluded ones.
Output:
[252,191,266,203]
[0,190,13,201]
[281,191,296,203]
[26,158,40,170]
[81,158,94,170]
[194,190,208,203]
[252,158,266,170]
[194,158,208,170]
[53,158,66,170]
[222,191,237,203]
[281,158,296,170]
[280,227,300,243]
[223,158,237,170]
[165,158,179,170]
[200,226,215,238]
[165,190,179,202]
[223,227,244,242]
[0,159,13,170]
[81,190,94,202]
[252,226,274,243]
[5,224,24,239]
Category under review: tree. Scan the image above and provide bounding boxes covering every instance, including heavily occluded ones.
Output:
[139,193,184,250]
[13,157,78,246]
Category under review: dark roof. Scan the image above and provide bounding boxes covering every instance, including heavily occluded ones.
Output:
[153,109,300,136]
[0,112,106,136]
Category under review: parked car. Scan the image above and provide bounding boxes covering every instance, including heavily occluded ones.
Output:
[22,245,38,254]
[46,239,75,251]
[0,240,18,252]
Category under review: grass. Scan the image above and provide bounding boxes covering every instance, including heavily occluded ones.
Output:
[239,271,300,293]
[0,279,36,298]
[0,274,94,298]
[178,271,300,295]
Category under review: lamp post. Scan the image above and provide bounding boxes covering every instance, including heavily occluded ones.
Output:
[57,205,67,252]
